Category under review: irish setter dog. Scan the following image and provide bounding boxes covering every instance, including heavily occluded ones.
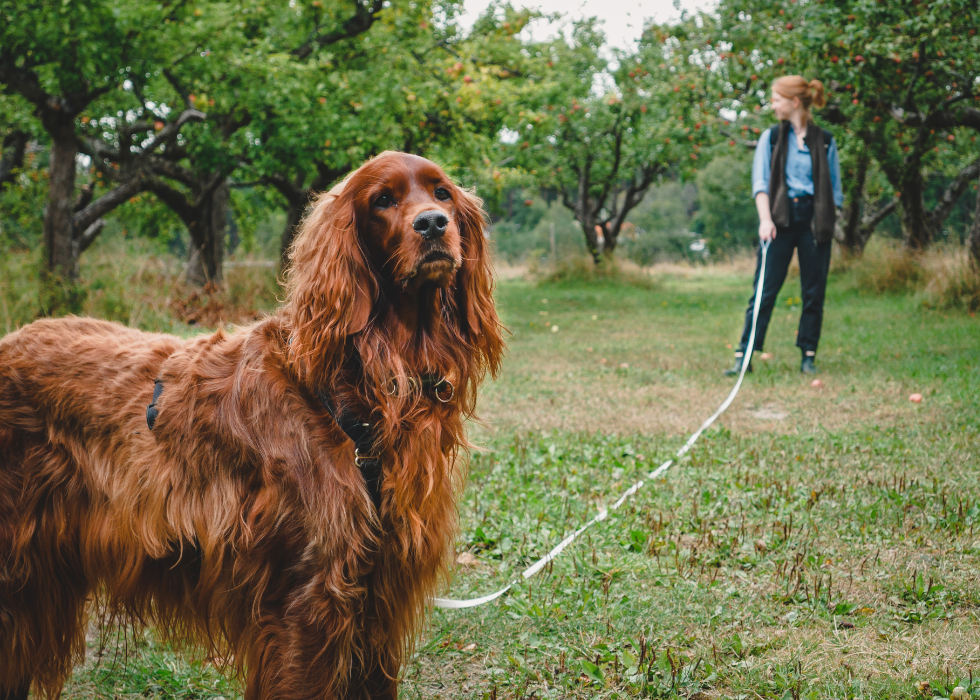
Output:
[0,152,503,700]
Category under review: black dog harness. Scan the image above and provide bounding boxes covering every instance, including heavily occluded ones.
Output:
[145,379,165,430]
[314,389,383,508]
[145,374,452,510]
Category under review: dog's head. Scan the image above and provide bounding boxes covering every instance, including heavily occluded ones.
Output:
[284,151,503,391]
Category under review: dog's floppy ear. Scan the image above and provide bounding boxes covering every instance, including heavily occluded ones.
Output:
[452,186,504,377]
[284,176,377,387]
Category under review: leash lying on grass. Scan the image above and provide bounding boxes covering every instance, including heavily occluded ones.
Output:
[433,240,771,609]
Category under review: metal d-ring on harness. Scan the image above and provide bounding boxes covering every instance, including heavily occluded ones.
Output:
[319,373,454,508]
[385,374,454,403]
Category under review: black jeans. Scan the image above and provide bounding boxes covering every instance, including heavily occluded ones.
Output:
[737,197,832,355]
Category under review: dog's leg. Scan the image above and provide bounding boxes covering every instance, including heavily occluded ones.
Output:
[243,609,363,700]
[360,663,398,700]
[348,626,400,700]
[0,444,91,700]
[0,683,30,700]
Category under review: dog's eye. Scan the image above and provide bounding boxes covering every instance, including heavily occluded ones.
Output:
[374,193,394,209]
[434,187,451,201]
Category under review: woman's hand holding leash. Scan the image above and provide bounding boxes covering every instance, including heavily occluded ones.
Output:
[759,220,777,242]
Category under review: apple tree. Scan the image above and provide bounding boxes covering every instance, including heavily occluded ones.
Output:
[501,15,723,263]
[716,0,980,253]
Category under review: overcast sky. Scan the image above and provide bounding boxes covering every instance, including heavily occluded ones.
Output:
[459,0,719,51]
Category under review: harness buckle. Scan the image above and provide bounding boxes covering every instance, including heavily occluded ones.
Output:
[354,448,378,467]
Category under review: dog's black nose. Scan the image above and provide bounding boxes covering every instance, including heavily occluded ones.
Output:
[412,210,449,240]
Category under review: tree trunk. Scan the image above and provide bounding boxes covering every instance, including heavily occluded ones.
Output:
[570,165,602,264]
[578,218,601,264]
[927,158,980,239]
[186,180,228,287]
[900,168,934,251]
[602,223,619,255]
[279,198,306,269]
[969,173,980,272]
[43,128,79,280]
[838,151,871,255]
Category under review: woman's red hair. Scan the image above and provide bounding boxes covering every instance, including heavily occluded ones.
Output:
[772,75,826,121]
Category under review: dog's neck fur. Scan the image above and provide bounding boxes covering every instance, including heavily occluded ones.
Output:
[378,284,448,366]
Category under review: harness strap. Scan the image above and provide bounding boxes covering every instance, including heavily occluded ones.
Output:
[146,379,165,430]
[145,369,451,512]
[315,389,383,509]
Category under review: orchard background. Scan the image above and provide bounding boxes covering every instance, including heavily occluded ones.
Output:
[2,1,980,698]
[3,0,980,303]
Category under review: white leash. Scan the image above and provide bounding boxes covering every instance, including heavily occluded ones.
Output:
[433,241,771,609]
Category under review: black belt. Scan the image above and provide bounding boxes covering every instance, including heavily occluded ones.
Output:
[789,195,814,227]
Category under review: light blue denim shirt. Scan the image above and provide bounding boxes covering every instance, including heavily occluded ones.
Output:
[751,125,844,207]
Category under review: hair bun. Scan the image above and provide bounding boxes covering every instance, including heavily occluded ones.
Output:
[809,79,827,109]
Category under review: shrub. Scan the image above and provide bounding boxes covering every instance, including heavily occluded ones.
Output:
[0,229,281,335]
[538,254,657,289]
[922,252,980,312]
[849,240,926,294]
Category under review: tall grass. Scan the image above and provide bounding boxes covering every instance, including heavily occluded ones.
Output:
[0,232,281,335]
[534,254,658,289]
[922,250,980,312]
[845,240,926,294]
[831,239,979,312]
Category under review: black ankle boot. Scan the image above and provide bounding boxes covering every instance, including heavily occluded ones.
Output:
[723,354,753,376]
[800,355,817,374]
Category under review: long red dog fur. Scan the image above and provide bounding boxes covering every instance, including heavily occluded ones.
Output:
[0,152,503,700]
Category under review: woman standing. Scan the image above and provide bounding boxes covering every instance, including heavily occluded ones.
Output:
[725,76,843,376]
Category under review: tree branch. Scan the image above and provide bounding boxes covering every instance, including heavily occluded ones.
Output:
[263,173,309,206]
[147,156,199,190]
[291,0,386,60]
[603,165,659,241]
[862,197,900,231]
[144,176,198,224]
[137,108,206,154]
[73,182,95,212]
[891,106,980,132]
[163,69,193,108]
[73,176,146,232]
[0,60,55,111]
[76,218,107,254]
[927,157,980,231]
[594,113,626,212]
[0,129,28,190]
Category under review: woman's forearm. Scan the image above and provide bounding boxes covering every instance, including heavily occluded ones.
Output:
[755,192,777,241]
[755,192,773,224]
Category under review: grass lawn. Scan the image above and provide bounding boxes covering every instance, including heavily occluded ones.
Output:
[63,259,980,699]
